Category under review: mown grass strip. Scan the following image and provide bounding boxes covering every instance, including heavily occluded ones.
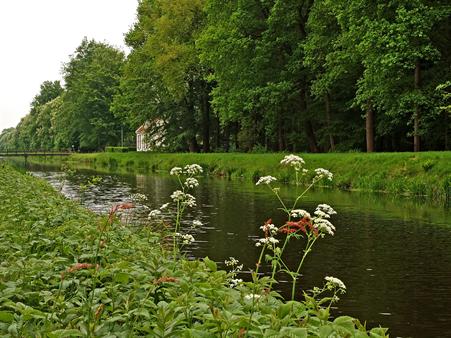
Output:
[65,151,451,202]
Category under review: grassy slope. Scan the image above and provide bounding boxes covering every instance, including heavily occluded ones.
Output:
[69,151,451,201]
[0,164,387,336]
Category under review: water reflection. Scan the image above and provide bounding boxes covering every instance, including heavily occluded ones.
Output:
[23,165,451,338]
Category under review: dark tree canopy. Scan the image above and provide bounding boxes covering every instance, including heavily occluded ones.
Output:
[1,0,450,153]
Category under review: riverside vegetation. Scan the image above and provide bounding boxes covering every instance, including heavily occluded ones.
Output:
[0,156,388,337]
[50,151,451,203]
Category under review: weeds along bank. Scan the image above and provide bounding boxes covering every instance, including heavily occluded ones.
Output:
[66,151,451,202]
[0,162,388,336]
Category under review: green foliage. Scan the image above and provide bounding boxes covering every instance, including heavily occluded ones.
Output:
[0,164,389,336]
[1,0,450,153]
[104,146,130,153]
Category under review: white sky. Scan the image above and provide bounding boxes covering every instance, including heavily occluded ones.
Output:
[0,0,138,132]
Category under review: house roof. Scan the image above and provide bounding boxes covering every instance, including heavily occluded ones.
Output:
[135,124,147,134]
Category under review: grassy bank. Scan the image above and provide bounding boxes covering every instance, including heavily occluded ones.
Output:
[66,151,451,202]
[0,163,387,336]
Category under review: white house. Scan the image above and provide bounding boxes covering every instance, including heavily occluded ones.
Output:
[136,124,151,152]
[136,120,165,151]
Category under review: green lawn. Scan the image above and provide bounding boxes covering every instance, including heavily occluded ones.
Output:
[67,151,451,202]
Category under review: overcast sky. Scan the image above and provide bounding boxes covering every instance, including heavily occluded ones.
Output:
[0,0,138,132]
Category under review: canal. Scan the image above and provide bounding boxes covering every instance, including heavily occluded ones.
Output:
[15,161,451,337]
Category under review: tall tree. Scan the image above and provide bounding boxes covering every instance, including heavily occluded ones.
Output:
[62,38,125,151]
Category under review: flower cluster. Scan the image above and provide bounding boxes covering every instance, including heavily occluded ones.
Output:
[256,175,277,186]
[176,232,195,245]
[255,237,279,247]
[291,209,311,219]
[280,154,305,171]
[229,278,243,288]
[170,167,183,176]
[170,190,196,207]
[314,204,337,219]
[192,219,202,228]
[184,177,199,189]
[148,209,162,219]
[313,168,333,182]
[184,164,203,175]
[260,222,278,236]
[130,193,148,202]
[312,203,337,236]
[244,294,261,301]
[325,276,346,290]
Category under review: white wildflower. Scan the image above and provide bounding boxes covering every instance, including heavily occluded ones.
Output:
[184,177,199,189]
[244,294,261,301]
[316,204,337,216]
[256,176,277,186]
[225,257,239,267]
[325,276,346,290]
[148,209,162,219]
[260,223,278,235]
[313,168,333,181]
[313,218,336,236]
[192,219,203,228]
[170,190,196,207]
[170,167,183,176]
[280,154,305,171]
[160,203,170,210]
[291,209,311,219]
[183,193,196,207]
[256,237,279,246]
[130,193,147,202]
[176,233,195,245]
[229,278,243,288]
[170,190,185,202]
[184,164,203,175]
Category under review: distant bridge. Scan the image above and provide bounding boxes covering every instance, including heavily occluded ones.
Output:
[0,150,71,157]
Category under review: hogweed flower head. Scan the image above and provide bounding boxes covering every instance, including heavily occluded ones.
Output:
[184,177,199,189]
[244,294,261,301]
[325,276,346,290]
[313,168,333,182]
[170,167,183,176]
[130,193,148,202]
[260,222,278,236]
[176,232,195,244]
[148,209,162,219]
[192,219,203,228]
[160,203,170,210]
[170,191,196,207]
[229,278,243,288]
[291,209,311,219]
[184,164,203,175]
[313,218,336,236]
[256,175,277,186]
[280,154,305,171]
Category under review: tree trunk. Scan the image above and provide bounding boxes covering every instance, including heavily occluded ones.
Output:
[201,88,210,153]
[366,102,375,152]
[215,114,221,150]
[277,112,284,151]
[300,87,319,152]
[325,93,335,151]
[414,60,421,152]
[223,123,230,152]
[445,111,449,151]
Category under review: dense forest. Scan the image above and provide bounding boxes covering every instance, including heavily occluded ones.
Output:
[1,0,450,153]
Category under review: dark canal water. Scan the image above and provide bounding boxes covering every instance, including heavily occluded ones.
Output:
[15,162,451,337]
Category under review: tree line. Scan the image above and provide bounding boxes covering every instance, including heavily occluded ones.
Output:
[1,0,450,153]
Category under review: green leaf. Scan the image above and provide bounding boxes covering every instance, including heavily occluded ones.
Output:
[203,257,217,272]
[0,311,14,323]
[114,272,130,284]
[48,329,83,337]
